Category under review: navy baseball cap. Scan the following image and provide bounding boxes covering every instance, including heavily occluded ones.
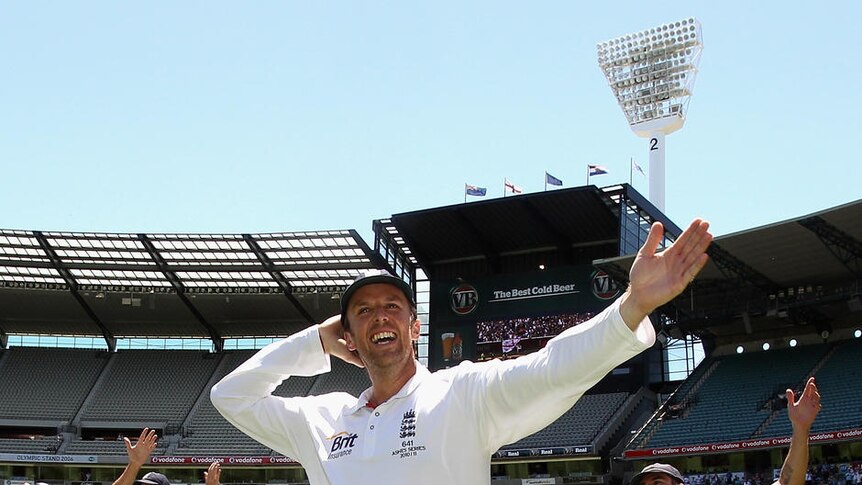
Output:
[631,463,684,485]
[136,472,170,485]
[340,269,415,329]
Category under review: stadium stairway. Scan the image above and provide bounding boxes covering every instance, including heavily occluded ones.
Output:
[176,350,272,456]
[500,392,631,452]
[178,350,235,446]
[628,358,720,450]
[0,348,10,372]
[70,350,118,430]
[598,387,657,456]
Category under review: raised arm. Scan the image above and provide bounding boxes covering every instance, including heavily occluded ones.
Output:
[210,324,337,462]
[463,219,712,450]
[112,428,158,485]
[775,377,821,485]
[204,462,221,485]
[620,219,713,330]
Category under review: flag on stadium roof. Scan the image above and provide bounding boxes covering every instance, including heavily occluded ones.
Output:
[465,184,487,197]
[545,172,563,187]
[631,159,646,177]
[504,179,523,195]
[588,164,608,176]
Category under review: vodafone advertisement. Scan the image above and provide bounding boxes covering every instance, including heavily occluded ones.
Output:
[150,456,297,466]
[429,265,622,370]
[623,428,862,459]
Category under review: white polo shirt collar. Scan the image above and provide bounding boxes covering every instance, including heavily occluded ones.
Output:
[345,361,431,415]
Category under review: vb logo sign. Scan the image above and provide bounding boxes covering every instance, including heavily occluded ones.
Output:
[591,270,621,300]
[450,283,478,315]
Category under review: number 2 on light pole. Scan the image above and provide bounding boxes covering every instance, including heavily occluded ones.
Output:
[650,138,659,151]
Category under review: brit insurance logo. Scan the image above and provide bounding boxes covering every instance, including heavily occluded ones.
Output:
[450,283,479,315]
[326,431,358,460]
[591,270,621,300]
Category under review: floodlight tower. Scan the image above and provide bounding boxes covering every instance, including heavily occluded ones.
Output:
[597,17,703,211]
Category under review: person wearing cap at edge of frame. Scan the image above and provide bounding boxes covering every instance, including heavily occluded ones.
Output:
[631,377,822,485]
[211,219,713,485]
[111,428,222,485]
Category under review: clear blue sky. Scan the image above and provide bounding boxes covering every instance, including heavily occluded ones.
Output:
[2,2,859,245]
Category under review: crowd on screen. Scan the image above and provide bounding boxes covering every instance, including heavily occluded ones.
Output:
[476,312,595,343]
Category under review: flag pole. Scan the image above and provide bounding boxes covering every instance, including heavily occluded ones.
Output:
[464,183,467,204]
[586,165,590,185]
[629,158,633,186]
[544,172,547,192]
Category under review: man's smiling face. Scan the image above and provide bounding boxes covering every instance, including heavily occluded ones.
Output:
[343,282,419,374]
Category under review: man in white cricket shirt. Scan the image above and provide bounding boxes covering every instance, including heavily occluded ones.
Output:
[212,219,713,484]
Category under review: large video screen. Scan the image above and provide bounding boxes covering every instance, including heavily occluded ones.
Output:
[475,311,595,361]
[428,265,622,370]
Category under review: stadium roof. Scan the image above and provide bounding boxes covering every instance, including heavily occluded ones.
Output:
[374,184,678,279]
[4,194,859,351]
[595,199,862,344]
[0,229,387,348]
[388,186,618,265]
[373,186,861,347]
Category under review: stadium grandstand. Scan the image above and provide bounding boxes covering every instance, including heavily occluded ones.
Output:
[1,185,860,485]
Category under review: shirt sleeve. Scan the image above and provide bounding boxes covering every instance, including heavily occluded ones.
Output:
[210,325,331,461]
[451,298,655,452]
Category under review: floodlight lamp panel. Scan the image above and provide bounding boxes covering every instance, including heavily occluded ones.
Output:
[597,17,703,134]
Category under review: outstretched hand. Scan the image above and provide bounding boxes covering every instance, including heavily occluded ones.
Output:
[318,315,364,367]
[787,377,821,432]
[125,428,157,466]
[620,219,713,329]
[204,462,221,485]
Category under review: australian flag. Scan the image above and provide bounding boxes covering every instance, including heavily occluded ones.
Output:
[465,184,487,197]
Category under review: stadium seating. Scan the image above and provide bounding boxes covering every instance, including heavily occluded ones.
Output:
[305,357,371,397]
[760,338,862,437]
[177,350,272,455]
[64,438,168,456]
[0,347,106,423]
[629,358,718,449]
[78,350,220,428]
[633,343,829,449]
[177,350,320,456]
[501,392,629,450]
[0,436,61,454]
[5,336,861,465]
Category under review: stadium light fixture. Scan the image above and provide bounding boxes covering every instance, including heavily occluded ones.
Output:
[597,17,703,211]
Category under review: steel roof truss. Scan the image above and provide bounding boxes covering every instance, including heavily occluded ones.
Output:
[798,216,862,278]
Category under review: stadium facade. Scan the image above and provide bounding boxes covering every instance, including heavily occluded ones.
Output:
[1,185,860,485]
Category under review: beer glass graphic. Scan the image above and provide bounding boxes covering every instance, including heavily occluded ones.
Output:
[441,332,455,362]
